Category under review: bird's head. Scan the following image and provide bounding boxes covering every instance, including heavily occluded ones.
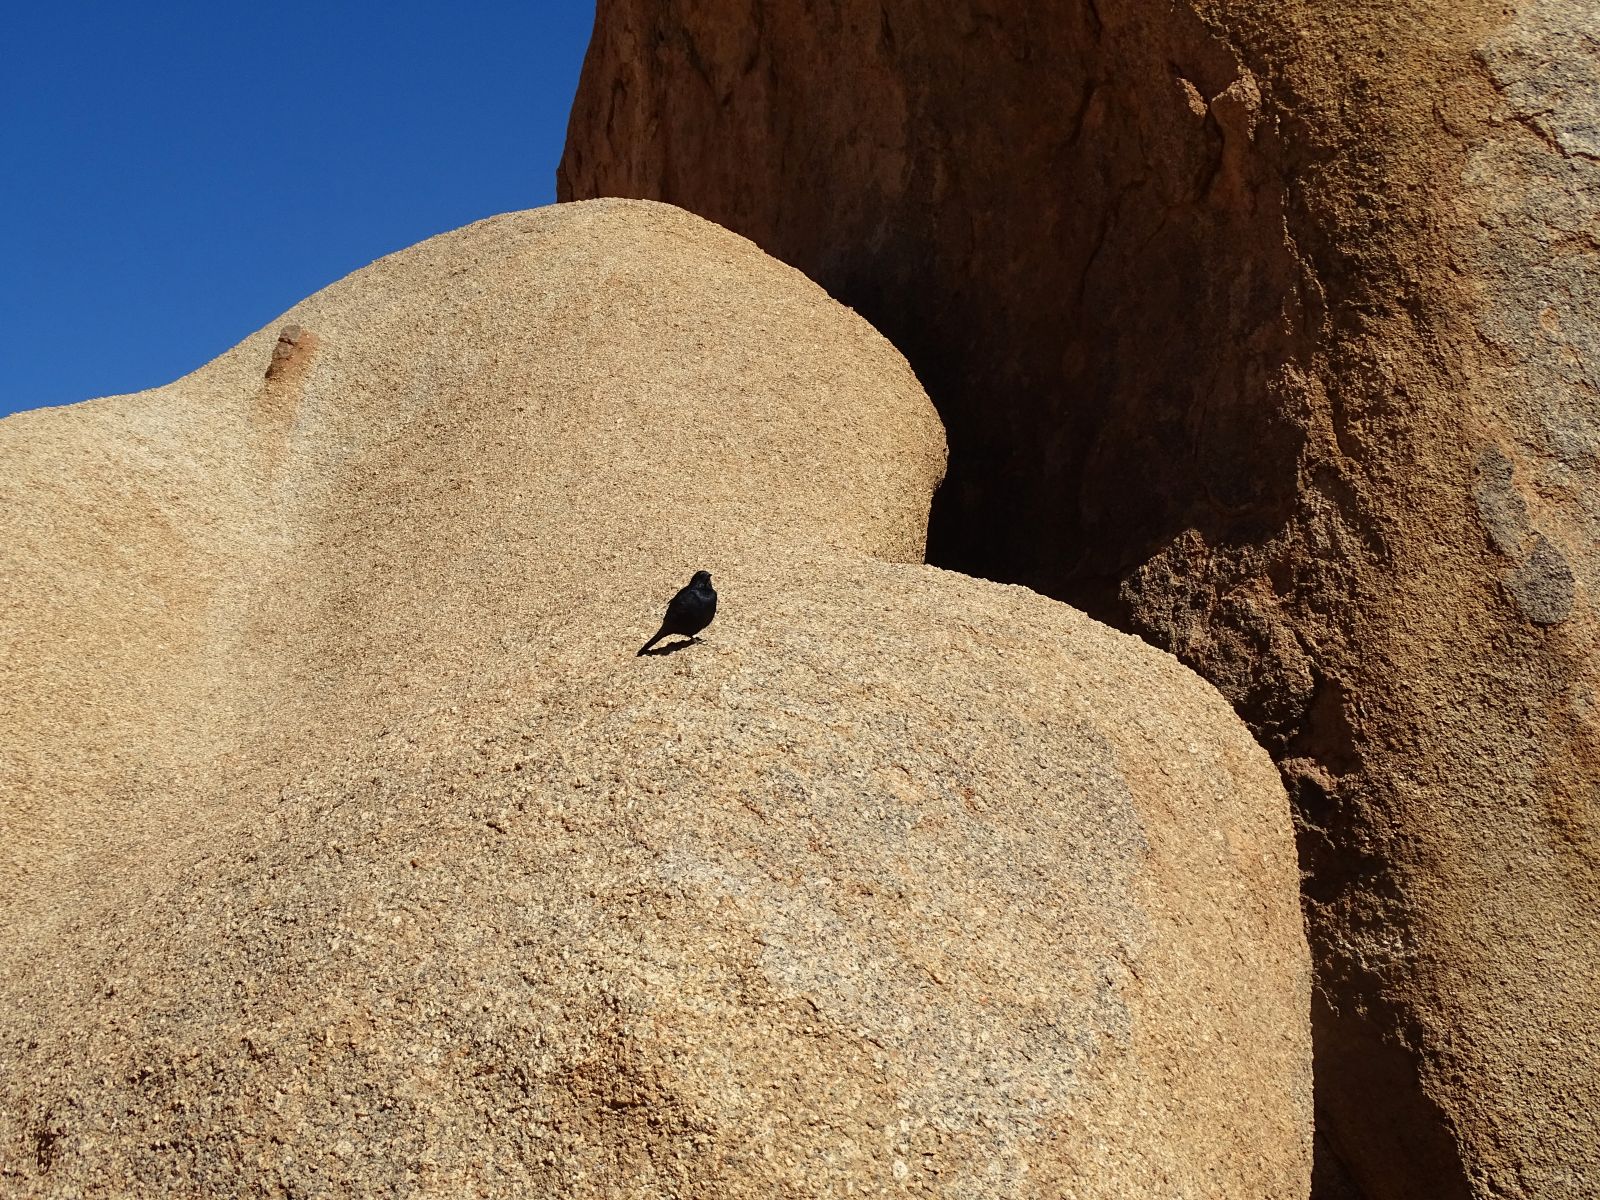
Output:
[690,570,713,588]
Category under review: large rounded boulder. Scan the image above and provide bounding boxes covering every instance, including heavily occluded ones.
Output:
[0,200,1310,1196]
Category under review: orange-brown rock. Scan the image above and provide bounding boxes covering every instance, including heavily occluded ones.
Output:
[561,3,1600,1196]
[0,201,1311,1196]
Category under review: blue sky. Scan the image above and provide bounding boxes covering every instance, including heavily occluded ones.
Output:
[1,1,596,416]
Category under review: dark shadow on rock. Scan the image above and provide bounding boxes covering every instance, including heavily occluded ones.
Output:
[639,636,702,657]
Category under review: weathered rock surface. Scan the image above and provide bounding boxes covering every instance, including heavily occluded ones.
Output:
[0,201,1311,1196]
[560,3,1600,1196]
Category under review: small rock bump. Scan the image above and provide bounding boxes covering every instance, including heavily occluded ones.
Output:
[1471,444,1530,556]
[1506,532,1576,626]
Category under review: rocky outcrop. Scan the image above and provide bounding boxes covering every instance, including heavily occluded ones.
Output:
[0,201,1311,1196]
[560,3,1600,1196]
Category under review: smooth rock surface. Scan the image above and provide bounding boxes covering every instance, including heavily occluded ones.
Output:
[0,201,1311,1196]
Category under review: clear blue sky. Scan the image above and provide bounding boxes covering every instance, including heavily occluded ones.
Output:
[1,1,596,416]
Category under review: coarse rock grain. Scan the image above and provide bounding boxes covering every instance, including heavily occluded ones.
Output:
[0,200,1310,1196]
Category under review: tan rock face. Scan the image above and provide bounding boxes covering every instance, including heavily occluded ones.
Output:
[0,202,1310,1196]
[560,3,1600,1197]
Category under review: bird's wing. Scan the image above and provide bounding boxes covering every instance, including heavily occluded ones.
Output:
[664,587,698,622]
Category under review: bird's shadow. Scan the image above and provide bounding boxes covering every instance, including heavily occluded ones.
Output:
[640,636,702,657]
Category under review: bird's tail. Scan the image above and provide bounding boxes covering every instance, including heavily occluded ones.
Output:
[637,627,666,656]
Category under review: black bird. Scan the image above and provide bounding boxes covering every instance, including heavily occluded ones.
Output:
[637,571,717,656]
